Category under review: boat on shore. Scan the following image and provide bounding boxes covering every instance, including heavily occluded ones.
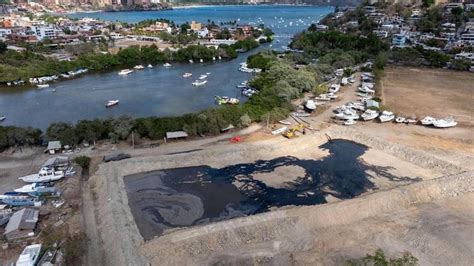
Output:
[421,116,435,125]
[18,167,64,183]
[433,117,457,128]
[215,96,239,105]
[16,244,42,266]
[118,69,133,75]
[0,193,42,207]
[292,112,310,117]
[344,119,357,126]
[192,80,207,86]
[378,111,395,123]
[395,116,406,123]
[37,84,49,89]
[183,72,193,78]
[279,120,291,125]
[361,109,379,121]
[304,100,317,113]
[106,100,120,108]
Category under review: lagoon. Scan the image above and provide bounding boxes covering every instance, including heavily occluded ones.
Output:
[0,5,333,130]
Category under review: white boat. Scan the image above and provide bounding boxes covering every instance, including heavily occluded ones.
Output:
[304,100,317,112]
[218,56,222,60]
[421,116,435,125]
[358,86,375,94]
[37,84,49,89]
[183,73,193,78]
[147,64,153,68]
[271,126,288,135]
[199,74,208,80]
[163,63,172,67]
[433,117,457,128]
[16,244,42,266]
[378,111,395,123]
[19,167,64,183]
[292,112,310,117]
[329,84,340,93]
[118,69,133,75]
[395,116,406,123]
[206,72,211,75]
[279,120,291,125]
[106,100,119,108]
[134,65,144,70]
[199,59,204,63]
[0,116,5,122]
[192,80,207,86]
[189,59,194,63]
[406,117,417,124]
[344,119,357,126]
[361,110,379,121]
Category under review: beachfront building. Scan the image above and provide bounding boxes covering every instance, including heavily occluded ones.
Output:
[47,141,62,155]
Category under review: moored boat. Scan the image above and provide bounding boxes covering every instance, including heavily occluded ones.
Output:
[0,116,5,122]
[134,65,144,70]
[147,64,153,68]
[183,72,193,78]
[106,100,120,108]
[163,63,172,67]
[37,84,49,89]
[192,80,207,86]
[118,69,133,75]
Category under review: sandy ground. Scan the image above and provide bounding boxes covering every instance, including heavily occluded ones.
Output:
[381,67,474,127]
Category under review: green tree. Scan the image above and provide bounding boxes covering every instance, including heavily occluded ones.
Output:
[0,40,7,53]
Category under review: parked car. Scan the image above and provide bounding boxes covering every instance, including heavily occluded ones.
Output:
[103,152,131,162]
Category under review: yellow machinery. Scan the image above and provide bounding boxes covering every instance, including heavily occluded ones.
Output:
[282,123,305,139]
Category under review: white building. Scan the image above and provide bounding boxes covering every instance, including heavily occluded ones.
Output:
[30,25,58,40]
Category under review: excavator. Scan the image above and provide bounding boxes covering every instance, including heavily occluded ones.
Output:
[282,123,305,139]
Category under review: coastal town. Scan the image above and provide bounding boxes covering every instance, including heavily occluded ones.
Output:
[0,0,473,266]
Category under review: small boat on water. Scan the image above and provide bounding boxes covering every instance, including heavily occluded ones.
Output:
[118,69,133,75]
[199,74,208,80]
[183,72,193,78]
[206,72,211,75]
[189,59,194,63]
[421,116,435,125]
[134,65,144,70]
[395,116,406,123]
[106,100,120,108]
[147,64,153,68]
[378,111,395,123]
[0,116,6,122]
[163,63,172,67]
[19,167,64,183]
[200,59,204,63]
[37,84,49,89]
[433,117,457,128]
[192,80,207,86]
[16,244,42,266]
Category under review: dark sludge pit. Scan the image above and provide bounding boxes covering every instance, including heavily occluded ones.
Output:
[123,139,412,240]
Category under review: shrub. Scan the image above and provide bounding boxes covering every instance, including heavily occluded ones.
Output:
[73,156,91,169]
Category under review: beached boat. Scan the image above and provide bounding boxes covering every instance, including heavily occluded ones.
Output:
[344,119,357,126]
[19,167,64,183]
[163,63,172,67]
[15,183,58,197]
[406,117,417,124]
[329,84,340,93]
[292,112,310,117]
[358,85,375,94]
[395,116,406,123]
[134,65,144,70]
[433,117,457,128]
[304,100,317,112]
[271,126,288,135]
[16,244,42,266]
[37,84,49,89]
[279,120,291,125]
[421,116,436,125]
[118,69,133,75]
[335,111,359,121]
[215,96,239,105]
[378,111,395,123]
[183,73,193,78]
[0,194,42,207]
[106,100,119,108]
[361,110,379,121]
[0,116,5,122]
[192,80,207,87]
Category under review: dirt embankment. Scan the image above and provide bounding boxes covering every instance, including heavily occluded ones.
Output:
[141,171,473,265]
